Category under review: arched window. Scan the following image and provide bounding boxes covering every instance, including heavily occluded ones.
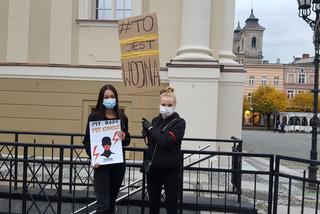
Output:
[288,117,294,125]
[302,117,308,126]
[283,116,287,125]
[241,39,244,51]
[251,37,256,48]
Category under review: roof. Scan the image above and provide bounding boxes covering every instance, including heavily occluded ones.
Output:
[234,22,241,32]
[242,9,265,30]
[292,57,314,65]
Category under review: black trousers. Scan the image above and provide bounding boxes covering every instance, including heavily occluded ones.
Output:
[94,163,125,214]
[147,167,181,214]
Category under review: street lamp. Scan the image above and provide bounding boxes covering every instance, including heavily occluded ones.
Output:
[250,107,254,125]
[297,0,320,183]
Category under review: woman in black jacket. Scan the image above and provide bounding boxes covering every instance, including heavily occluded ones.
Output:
[142,87,186,214]
[83,84,130,214]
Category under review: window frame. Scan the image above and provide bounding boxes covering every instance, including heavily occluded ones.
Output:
[287,89,295,99]
[261,76,267,86]
[249,76,255,85]
[248,93,252,102]
[251,37,256,48]
[297,90,306,94]
[273,76,279,86]
[241,39,244,51]
[287,73,295,83]
[309,74,314,84]
[95,0,132,20]
[297,73,306,84]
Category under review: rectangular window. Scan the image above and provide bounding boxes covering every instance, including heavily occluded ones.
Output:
[309,74,314,84]
[96,0,113,19]
[116,0,132,19]
[96,0,132,20]
[261,76,267,85]
[273,76,279,86]
[249,76,254,85]
[248,93,252,102]
[288,74,295,83]
[297,90,306,94]
[287,90,295,99]
[298,73,306,84]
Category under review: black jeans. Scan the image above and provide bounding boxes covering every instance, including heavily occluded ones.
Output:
[94,163,125,213]
[147,167,181,214]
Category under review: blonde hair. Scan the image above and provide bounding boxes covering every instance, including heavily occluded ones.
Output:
[160,86,176,103]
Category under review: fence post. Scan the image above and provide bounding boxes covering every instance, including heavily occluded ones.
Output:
[57,147,64,214]
[9,159,13,213]
[272,156,280,214]
[268,155,274,214]
[22,146,28,214]
[141,171,146,214]
[238,139,243,153]
[69,135,74,193]
[231,146,242,203]
[14,133,18,190]
[179,151,183,214]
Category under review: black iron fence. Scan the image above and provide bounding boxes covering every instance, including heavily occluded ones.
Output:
[0,131,319,214]
[273,155,320,214]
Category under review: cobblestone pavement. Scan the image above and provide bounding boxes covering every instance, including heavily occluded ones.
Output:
[242,130,320,160]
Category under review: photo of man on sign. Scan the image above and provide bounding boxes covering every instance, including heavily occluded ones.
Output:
[89,120,123,166]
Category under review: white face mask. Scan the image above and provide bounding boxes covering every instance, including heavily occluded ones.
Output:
[160,105,175,119]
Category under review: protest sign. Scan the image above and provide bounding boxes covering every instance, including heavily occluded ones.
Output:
[118,13,161,93]
[89,120,123,166]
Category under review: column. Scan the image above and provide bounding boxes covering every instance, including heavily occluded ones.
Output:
[218,0,238,65]
[174,0,215,61]
[49,0,72,64]
[216,67,245,140]
[6,0,30,62]
[168,64,220,151]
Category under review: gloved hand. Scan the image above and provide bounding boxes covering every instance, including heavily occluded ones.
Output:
[142,118,152,131]
[142,129,148,138]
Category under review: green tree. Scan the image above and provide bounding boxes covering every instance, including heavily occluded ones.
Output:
[252,86,288,129]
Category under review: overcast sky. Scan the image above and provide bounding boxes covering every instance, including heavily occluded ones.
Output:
[235,0,314,64]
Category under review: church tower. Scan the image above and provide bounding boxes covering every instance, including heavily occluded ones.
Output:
[233,22,242,58]
[233,9,265,64]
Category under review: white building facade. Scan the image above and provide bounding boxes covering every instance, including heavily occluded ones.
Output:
[0,0,245,149]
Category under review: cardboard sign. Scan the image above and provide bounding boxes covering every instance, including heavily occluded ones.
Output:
[118,13,161,93]
[89,120,123,166]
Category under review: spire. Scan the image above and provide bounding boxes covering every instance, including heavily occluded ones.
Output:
[234,21,241,32]
[248,8,257,20]
[243,8,265,30]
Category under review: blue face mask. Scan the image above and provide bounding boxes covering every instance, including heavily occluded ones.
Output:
[103,98,116,109]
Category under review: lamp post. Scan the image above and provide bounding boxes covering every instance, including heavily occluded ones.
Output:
[250,107,253,125]
[297,0,320,183]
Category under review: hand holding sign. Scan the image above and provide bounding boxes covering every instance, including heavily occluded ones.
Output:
[116,131,126,141]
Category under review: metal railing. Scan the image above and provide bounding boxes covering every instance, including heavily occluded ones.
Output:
[273,155,320,214]
[0,131,319,213]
